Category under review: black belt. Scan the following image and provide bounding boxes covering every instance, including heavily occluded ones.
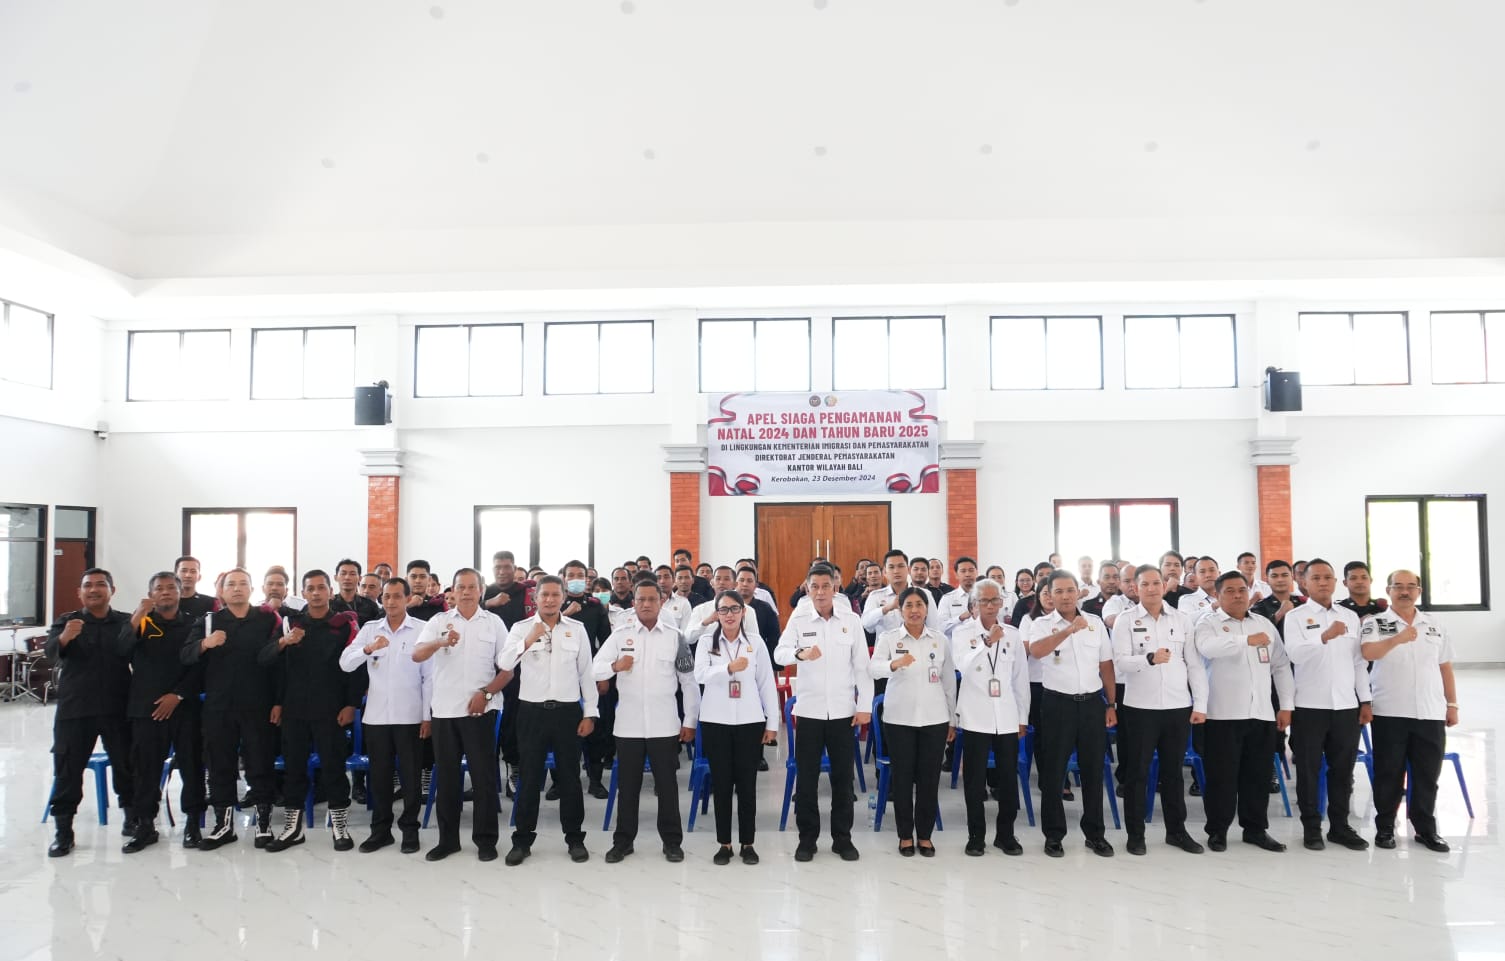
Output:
[1045,689,1100,702]
[531,700,574,710]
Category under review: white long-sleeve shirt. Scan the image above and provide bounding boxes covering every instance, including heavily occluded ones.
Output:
[1110,603,1206,712]
[693,628,779,730]
[1028,610,1111,697]
[774,606,873,720]
[592,617,699,738]
[870,625,957,727]
[495,615,599,718]
[1282,599,1370,710]
[342,615,432,725]
[862,585,939,636]
[682,599,762,649]
[417,607,506,720]
[951,619,1030,734]
[1176,588,1216,626]
[1194,609,1294,721]
[1361,610,1454,720]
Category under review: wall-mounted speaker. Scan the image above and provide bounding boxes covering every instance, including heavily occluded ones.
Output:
[1264,368,1302,412]
[355,382,392,425]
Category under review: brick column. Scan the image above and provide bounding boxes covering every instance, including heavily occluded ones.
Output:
[360,447,404,572]
[663,444,707,561]
[939,441,983,566]
[1250,438,1298,565]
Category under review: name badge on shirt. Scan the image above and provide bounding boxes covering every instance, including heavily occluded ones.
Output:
[728,679,742,699]
[928,666,941,684]
[988,678,1001,698]
[1257,646,1271,664]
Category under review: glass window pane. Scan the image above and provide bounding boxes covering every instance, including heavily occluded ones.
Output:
[1180,315,1236,388]
[0,539,43,622]
[546,324,600,394]
[1123,316,1179,389]
[128,331,181,401]
[1118,503,1174,567]
[1056,504,1112,577]
[54,508,91,539]
[468,325,523,396]
[181,331,231,400]
[537,508,593,574]
[478,509,533,567]
[0,504,44,538]
[244,512,296,592]
[992,317,1045,389]
[833,318,891,389]
[304,328,354,398]
[1367,501,1422,595]
[598,322,653,393]
[1300,314,1355,385]
[1486,312,1505,383]
[251,329,304,399]
[1353,313,1409,384]
[6,305,52,387]
[700,321,754,392]
[415,327,467,397]
[1047,317,1101,389]
[188,513,241,589]
[1430,313,1484,384]
[888,317,944,389]
[1425,500,1483,606]
[755,320,810,392]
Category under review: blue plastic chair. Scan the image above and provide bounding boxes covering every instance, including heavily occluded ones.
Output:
[346,707,373,811]
[1145,730,1207,823]
[687,726,712,831]
[949,728,1036,827]
[602,754,657,831]
[42,753,112,825]
[868,695,945,833]
[1065,748,1121,830]
[422,709,504,829]
[508,751,558,828]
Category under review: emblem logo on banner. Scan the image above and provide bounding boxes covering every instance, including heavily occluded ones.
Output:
[706,390,941,496]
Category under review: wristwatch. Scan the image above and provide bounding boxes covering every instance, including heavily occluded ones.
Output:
[479,689,494,702]
[1105,702,1117,710]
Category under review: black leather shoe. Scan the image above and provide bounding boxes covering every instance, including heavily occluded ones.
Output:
[400,833,420,854]
[48,820,75,858]
[1188,781,1202,797]
[1043,840,1065,858]
[994,835,1023,856]
[1327,827,1369,851]
[425,843,460,862]
[898,843,916,857]
[545,785,561,801]
[1303,834,1326,851]
[605,843,634,863]
[833,842,860,862]
[965,840,985,856]
[182,820,202,849]
[1061,788,1075,801]
[1085,838,1114,858]
[1127,837,1147,856]
[477,845,498,862]
[917,842,936,858]
[1244,831,1287,852]
[1167,832,1205,854]
[1375,832,1396,849]
[359,833,394,853]
[713,846,733,865]
[504,845,530,866]
[1207,833,1227,852]
[663,844,684,863]
[123,831,160,854]
[121,815,140,839]
[568,842,589,863]
[757,757,769,772]
[587,781,609,800]
[1414,832,1451,853]
[794,845,815,862]
[740,845,759,865]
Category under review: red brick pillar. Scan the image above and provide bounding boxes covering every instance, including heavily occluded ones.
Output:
[367,476,400,571]
[1250,437,1297,566]
[940,441,982,566]
[664,445,706,561]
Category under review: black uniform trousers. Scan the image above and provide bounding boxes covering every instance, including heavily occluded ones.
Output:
[1027,681,1045,777]
[1291,706,1360,831]
[50,714,133,820]
[431,713,500,849]
[1118,705,1192,840]
[584,685,618,782]
[1201,717,1276,836]
[280,717,351,812]
[128,705,204,824]
[612,735,683,846]
[702,720,765,845]
[961,728,1020,843]
[513,701,586,848]
[363,722,422,837]
[204,709,275,809]
[1036,690,1108,843]
[886,722,947,842]
[793,716,858,847]
[497,674,523,768]
[1371,714,1446,836]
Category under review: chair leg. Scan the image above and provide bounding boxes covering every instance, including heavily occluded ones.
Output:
[93,762,109,826]
[1103,758,1121,830]
[42,780,55,824]
[601,761,618,833]
[422,767,438,829]
[1449,756,1474,818]
[1274,754,1292,818]
[1146,756,1158,825]
[873,770,889,832]
[778,768,795,832]
[1017,765,1035,827]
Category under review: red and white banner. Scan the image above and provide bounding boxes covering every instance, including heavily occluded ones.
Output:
[707,391,940,496]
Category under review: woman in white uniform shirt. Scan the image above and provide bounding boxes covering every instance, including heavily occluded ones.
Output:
[951,580,1030,856]
[694,591,779,865]
[870,587,957,856]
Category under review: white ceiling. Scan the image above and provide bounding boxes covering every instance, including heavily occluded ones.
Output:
[1,0,1504,296]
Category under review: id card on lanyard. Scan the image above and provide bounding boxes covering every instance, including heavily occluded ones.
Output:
[987,637,1003,697]
[727,639,742,698]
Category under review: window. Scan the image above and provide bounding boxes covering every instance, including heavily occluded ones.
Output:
[251,327,355,399]
[183,509,298,592]
[475,506,594,572]
[990,316,1102,390]
[0,504,46,625]
[413,323,524,397]
[1366,495,1489,611]
[1123,314,1236,389]
[1298,312,1410,386]
[1430,311,1505,384]
[832,316,946,390]
[544,321,653,395]
[128,330,233,401]
[1055,499,1179,570]
[1,299,54,388]
[699,319,811,392]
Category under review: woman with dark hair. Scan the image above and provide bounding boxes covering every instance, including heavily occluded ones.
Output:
[1015,569,1036,601]
[693,590,778,865]
[869,587,956,857]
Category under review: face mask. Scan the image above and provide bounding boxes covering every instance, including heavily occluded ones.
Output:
[593,592,612,606]
[566,579,587,595]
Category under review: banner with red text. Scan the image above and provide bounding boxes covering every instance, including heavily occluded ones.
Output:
[706,391,940,496]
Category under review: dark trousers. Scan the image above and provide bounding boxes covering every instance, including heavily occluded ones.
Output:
[583,686,617,782]
[363,722,422,836]
[497,674,522,767]
[887,722,947,842]
[431,714,500,849]
[1201,717,1276,836]
[50,714,133,820]
[204,709,275,809]
[513,701,585,847]
[1371,715,1445,836]
[1027,682,1044,776]
[1036,691,1108,843]
[1291,706,1360,831]
[702,721,764,845]
[1119,705,1191,839]
[280,717,351,812]
[961,728,1019,842]
[129,707,204,824]
[613,735,682,846]
[793,716,857,847]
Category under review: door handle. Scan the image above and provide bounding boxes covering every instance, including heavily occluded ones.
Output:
[825,539,831,559]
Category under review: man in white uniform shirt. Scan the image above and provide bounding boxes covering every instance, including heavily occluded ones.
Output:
[412,568,510,862]
[593,580,699,863]
[1237,552,1273,602]
[1281,558,1371,852]
[1111,565,1206,856]
[496,575,599,866]
[1076,556,1100,602]
[1359,569,1458,853]
[775,564,873,863]
[863,549,940,638]
[340,577,433,854]
[1102,562,1139,629]
[1176,556,1220,625]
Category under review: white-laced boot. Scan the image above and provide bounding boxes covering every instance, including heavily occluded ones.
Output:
[330,806,354,851]
[265,808,305,852]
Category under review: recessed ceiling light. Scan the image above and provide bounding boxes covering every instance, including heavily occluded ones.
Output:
[1143,141,1159,153]
[813,0,829,9]
[476,152,490,163]
[621,1,636,12]
[642,148,656,160]
[979,143,994,155]
[320,157,336,169]
[430,6,445,19]
[1306,139,1322,151]
[13,81,31,93]
[813,145,828,157]
[1004,0,1020,7]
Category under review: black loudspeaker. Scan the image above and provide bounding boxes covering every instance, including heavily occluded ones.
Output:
[1264,368,1302,412]
[355,383,392,425]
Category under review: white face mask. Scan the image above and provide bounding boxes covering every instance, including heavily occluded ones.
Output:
[566,579,587,595]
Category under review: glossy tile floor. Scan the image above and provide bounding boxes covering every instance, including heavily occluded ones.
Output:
[2,672,1501,961]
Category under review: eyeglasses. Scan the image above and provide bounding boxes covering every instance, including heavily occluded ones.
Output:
[716,605,744,614]
[978,597,1004,605]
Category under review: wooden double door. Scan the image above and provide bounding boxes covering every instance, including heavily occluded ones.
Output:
[755,503,891,613]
